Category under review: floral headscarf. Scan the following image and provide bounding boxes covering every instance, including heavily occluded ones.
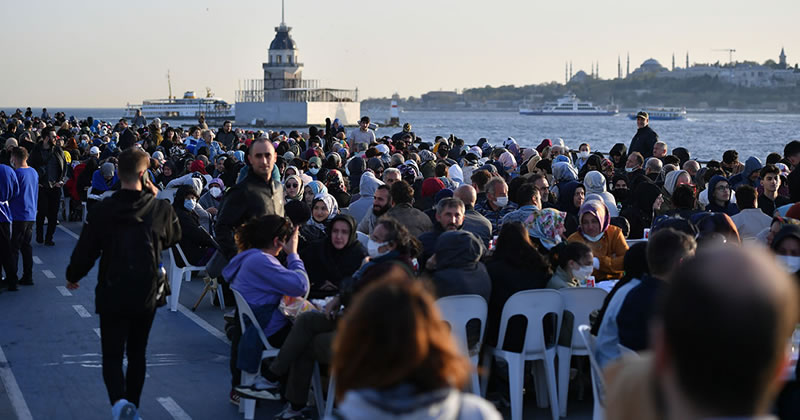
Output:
[308,193,340,231]
[326,169,346,192]
[578,199,611,235]
[524,209,567,250]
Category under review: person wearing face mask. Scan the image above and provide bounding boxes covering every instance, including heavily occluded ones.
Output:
[475,177,518,234]
[172,185,217,267]
[575,143,591,171]
[771,224,800,279]
[568,199,628,280]
[547,241,594,289]
[307,156,322,179]
[198,178,225,218]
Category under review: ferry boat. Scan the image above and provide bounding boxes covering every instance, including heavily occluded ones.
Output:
[519,94,618,116]
[627,107,687,121]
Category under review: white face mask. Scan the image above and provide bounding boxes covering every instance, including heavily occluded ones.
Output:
[625,167,635,173]
[494,196,509,207]
[582,232,604,242]
[308,167,320,175]
[183,199,196,211]
[367,239,390,258]
[579,151,590,159]
[778,255,800,273]
[572,264,594,281]
[209,187,222,198]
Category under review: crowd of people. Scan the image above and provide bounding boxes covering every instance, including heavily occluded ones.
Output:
[1,106,799,419]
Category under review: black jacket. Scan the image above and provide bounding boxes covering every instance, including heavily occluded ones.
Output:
[386,203,433,238]
[628,125,659,159]
[173,203,216,267]
[29,142,66,188]
[216,130,237,150]
[617,274,663,351]
[300,214,366,299]
[215,168,284,259]
[66,190,181,314]
[432,230,490,301]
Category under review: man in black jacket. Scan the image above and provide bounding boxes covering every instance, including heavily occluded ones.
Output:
[216,121,237,150]
[29,126,66,245]
[65,147,181,419]
[628,111,659,159]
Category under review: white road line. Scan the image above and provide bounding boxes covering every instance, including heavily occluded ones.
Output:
[57,224,80,240]
[43,270,56,279]
[56,286,72,296]
[176,304,230,345]
[72,305,91,318]
[94,328,101,338]
[157,396,192,420]
[32,256,42,265]
[0,345,34,420]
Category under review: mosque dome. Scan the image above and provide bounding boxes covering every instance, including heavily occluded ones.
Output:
[269,26,297,50]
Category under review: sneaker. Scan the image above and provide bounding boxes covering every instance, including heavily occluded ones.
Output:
[273,403,308,420]
[229,390,240,406]
[235,376,280,400]
[111,399,138,420]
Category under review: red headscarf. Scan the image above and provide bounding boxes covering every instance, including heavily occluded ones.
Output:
[421,177,445,198]
[189,159,208,175]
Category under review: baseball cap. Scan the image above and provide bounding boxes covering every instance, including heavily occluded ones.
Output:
[636,111,649,119]
[89,146,100,155]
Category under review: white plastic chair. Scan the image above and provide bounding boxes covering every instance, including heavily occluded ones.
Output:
[436,295,488,395]
[481,289,563,420]
[556,287,608,417]
[168,243,215,311]
[232,289,280,420]
[618,344,639,358]
[577,324,604,420]
[311,362,337,418]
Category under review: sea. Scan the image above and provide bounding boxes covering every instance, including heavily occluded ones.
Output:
[5,107,800,161]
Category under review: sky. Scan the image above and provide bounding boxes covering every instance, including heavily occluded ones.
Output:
[1,0,797,107]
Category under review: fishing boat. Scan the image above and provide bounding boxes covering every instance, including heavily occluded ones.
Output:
[627,107,687,120]
[519,94,618,116]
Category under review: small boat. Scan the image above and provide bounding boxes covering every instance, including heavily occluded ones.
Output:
[628,107,687,121]
[520,93,618,116]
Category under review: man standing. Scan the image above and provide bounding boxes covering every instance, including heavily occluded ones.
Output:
[217,121,237,150]
[0,163,19,293]
[8,147,38,289]
[349,116,375,151]
[66,147,181,419]
[628,111,659,159]
[29,126,66,246]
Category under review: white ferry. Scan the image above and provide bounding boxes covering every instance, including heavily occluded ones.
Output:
[627,107,687,121]
[125,88,234,121]
[519,94,618,116]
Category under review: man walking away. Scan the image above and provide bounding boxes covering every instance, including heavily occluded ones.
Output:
[29,126,66,246]
[9,147,38,288]
[65,147,181,420]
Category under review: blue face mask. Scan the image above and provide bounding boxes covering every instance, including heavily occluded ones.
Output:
[79,140,88,148]
[183,199,196,211]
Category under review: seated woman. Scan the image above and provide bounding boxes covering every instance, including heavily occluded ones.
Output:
[300,214,366,299]
[172,185,217,267]
[524,208,567,255]
[332,274,502,420]
[547,241,594,289]
[307,193,339,233]
[568,199,629,280]
[556,181,585,237]
[224,215,309,402]
[485,222,551,352]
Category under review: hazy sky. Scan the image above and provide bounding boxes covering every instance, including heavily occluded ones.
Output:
[1,0,797,107]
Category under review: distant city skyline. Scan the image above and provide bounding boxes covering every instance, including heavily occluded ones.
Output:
[0,0,797,107]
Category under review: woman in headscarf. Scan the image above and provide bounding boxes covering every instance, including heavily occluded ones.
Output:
[583,170,619,217]
[300,214,367,299]
[189,159,207,175]
[620,182,664,239]
[325,169,351,209]
[577,155,603,181]
[556,181,585,237]
[661,169,694,213]
[307,193,339,232]
[283,174,304,202]
[524,208,567,255]
[523,149,542,176]
[303,180,328,208]
[551,161,579,201]
[284,165,301,179]
[567,199,629,280]
[609,143,628,171]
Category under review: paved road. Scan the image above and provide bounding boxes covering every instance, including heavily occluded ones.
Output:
[0,220,594,420]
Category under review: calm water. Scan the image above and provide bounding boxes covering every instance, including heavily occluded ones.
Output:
[6,107,800,161]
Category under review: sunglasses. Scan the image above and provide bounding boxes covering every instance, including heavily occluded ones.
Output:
[286,183,299,188]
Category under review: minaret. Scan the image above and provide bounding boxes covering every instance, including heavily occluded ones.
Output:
[596,61,599,79]
[780,47,787,69]
[618,55,622,79]
[626,52,630,77]
[686,52,689,69]
[591,62,594,78]
[565,62,568,84]
[672,53,675,71]
[569,61,573,80]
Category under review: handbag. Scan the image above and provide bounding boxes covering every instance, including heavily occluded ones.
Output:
[205,250,229,279]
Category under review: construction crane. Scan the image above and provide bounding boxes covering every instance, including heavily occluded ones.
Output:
[713,48,736,65]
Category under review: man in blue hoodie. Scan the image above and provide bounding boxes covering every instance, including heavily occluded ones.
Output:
[0,162,20,292]
[729,156,763,190]
[8,147,38,288]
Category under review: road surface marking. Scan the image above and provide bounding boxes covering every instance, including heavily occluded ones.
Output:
[33,256,42,264]
[94,328,101,338]
[0,345,34,420]
[43,270,56,279]
[72,305,91,318]
[176,304,230,345]
[157,396,192,420]
[56,286,72,296]
[57,224,80,240]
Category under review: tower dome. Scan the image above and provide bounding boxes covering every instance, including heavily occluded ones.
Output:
[269,25,297,51]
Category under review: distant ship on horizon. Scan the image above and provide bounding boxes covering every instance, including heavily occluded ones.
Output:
[628,107,687,120]
[519,93,618,116]
[124,72,234,122]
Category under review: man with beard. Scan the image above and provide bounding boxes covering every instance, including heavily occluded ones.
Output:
[417,197,465,271]
[357,184,390,235]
